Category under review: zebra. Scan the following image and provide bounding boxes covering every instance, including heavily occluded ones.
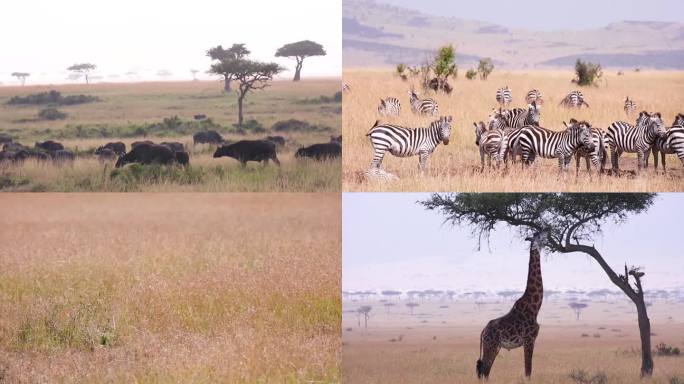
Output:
[559,91,589,109]
[342,83,351,92]
[378,97,401,116]
[568,119,607,176]
[496,86,512,107]
[517,121,595,172]
[624,97,637,117]
[525,89,543,105]
[474,121,507,170]
[648,115,684,170]
[408,89,439,116]
[605,111,668,173]
[489,103,541,162]
[366,115,453,171]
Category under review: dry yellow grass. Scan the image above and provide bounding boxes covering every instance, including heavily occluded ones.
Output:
[342,70,684,192]
[0,194,341,383]
[342,299,684,383]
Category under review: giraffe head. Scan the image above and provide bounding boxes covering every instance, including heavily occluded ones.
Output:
[525,229,549,252]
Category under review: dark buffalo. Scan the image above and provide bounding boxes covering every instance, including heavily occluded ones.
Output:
[115,143,178,168]
[175,151,190,166]
[35,140,64,152]
[193,114,207,120]
[295,143,342,161]
[96,141,126,156]
[160,141,185,152]
[213,140,280,167]
[193,131,224,145]
[330,135,342,144]
[131,140,155,148]
[97,148,118,162]
[51,149,76,163]
[0,134,12,144]
[3,142,26,151]
[265,135,286,147]
[0,150,29,164]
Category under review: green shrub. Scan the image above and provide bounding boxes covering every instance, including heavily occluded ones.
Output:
[235,119,266,133]
[477,58,494,80]
[7,90,99,106]
[466,69,478,80]
[271,119,332,133]
[38,108,67,121]
[574,59,603,86]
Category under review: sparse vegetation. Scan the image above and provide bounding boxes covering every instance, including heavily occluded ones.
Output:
[569,369,608,384]
[574,59,603,86]
[6,90,99,106]
[38,107,67,121]
[477,58,494,80]
[465,69,478,80]
[655,343,681,356]
[431,45,457,93]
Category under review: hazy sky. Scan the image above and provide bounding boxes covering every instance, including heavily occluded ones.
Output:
[343,193,684,292]
[379,0,682,31]
[0,0,341,85]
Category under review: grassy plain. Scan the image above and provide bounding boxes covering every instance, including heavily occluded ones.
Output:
[342,70,684,192]
[0,193,341,383]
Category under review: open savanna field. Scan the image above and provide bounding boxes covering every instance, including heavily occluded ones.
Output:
[0,79,341,192]
[342,69,684,192]
[0,194,341,383]
[342,297,684,384]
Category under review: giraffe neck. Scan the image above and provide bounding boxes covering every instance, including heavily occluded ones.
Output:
[520,246,543,316]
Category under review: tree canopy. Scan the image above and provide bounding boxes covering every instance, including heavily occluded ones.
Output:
[67,63,96,84]
[11,72,30,86]
[275,40,326,81]
[207,44,251,91]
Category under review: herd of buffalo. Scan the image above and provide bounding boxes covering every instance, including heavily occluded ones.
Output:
[0,130,342,168]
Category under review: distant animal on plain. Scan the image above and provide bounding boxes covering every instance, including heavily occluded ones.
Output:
[213,140,280,167]
[295,143,341,161]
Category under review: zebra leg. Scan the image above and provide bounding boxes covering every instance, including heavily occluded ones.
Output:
[370,148,386,169]
[480,148,486,171]
[650,148,656,170]
[637,150,644,174]
[575,154,581,177]
[610,147,619,174]
[418,151,429,172]
[662,151,667,171]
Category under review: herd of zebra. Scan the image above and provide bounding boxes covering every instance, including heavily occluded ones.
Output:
[363,85,684,178]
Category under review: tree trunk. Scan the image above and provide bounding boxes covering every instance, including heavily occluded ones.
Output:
[237,93,245,131]
[85,74,89,84]
[636,300,654,377]
[293,57,303,81]
[224,76,232,92]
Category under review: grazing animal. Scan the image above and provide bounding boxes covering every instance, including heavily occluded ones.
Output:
[96,142,126,156]
[193,130,224,145]
[0,134,13,144]
[193,114,207,120]
[174,151,190,166]
[213,140,280,167]
[525,89,543,105]
[570,120,607,176]
[648,115,684,170]
[330,135,342,144]
[366,115,452,171]
[477,230,548,379]
[131,140,154,148]
[97,148,118,162]
[51,149,76,163]
[378,97,401,116]
[265,135,286,147]
[605,111,667,173]
[295,143,341,160]
[496,86,512,107]
[160,141,185,152]
[0,150,29,164]
[488,104,541,163]
[559,91,589,109]
[624,97,637,117]
[115,143,178,168]
[428,78,453,95]
[35,140,64,152]
[474,121,507,170]
[408,90,439,116]
[518,120,595,172]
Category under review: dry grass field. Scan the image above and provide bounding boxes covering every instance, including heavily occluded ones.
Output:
[0,79,341,192]
[0,194,341,383]
[342,69,684,192]
[342,297,684,383]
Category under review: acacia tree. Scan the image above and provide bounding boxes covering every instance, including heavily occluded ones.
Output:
[230,59,284,129]
[477,58,494,80]
[190,69,199,81]
[67,63,96,84]
[11,72,30,86]
[420,193,657,377]
[275,40,326,81]
[569,302,588,320]
[207,44,250,91]
[357,306,372,328]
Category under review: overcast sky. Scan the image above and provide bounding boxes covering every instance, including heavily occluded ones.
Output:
[0,0,341,85]
[379,0,682,31]
[343,193,684,293]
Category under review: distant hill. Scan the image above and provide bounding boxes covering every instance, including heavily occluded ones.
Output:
[344,0,684,69]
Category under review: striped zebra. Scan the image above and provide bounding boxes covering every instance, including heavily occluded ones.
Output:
[496,86,512,107]
[488,103,541,162]
[517,120,595,172]
[525,89,543,105]
[474,121,507,170]
[605,111,667,173]
[559,91,589,109]
[568,119,607,175]
[378,97,401,116]
[648,115,684,170]
[408,89,439,116]
[624,97,637,117]
[367,115,453,171]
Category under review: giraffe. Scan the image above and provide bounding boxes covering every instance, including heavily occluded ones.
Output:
[476,230,548,380]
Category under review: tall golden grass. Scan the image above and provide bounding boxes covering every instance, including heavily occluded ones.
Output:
[342,70,684,192]
[0,194,341,383]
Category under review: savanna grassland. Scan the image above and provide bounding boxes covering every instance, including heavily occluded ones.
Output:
[342,297,684,384]
[342,70,684,192]
[0,79,341,192]
[0,194,341,383]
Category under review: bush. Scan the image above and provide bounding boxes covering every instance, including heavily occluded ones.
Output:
[234,119,266,133]
[569,369,608,384]
[396,63,408,81]
[38,108,67,121]
[655,343,681,356]
[574,59,603,86]
[7,90,99,106]
[294,93,342,105]
[271,119,332,133]
[466,69,478,80]
[478,58,494,80]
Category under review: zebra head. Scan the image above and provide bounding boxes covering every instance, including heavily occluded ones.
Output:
[526,102,541,126]
[408,89,419,102]
[474,121,487,146]
[637,111,667,138]
[436,115,453,145]
[577,121,595,152]
[673,113,684,127]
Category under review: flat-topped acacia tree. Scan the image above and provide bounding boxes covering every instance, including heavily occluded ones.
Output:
[11,72,30,86]
[67,63,96,84]
[207,44,250,91]
[275,40,326,81]
[230,59,285,130]
[420,193,657,378]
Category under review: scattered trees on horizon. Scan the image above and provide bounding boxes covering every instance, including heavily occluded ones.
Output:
[275,40,326,82]
[569,302,589,320]
[11,72,30,86]
[406,302,419,315]
[207,44,250,92]
[67,63,97,84]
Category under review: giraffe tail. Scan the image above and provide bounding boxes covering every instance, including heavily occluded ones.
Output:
[476,328,485,378]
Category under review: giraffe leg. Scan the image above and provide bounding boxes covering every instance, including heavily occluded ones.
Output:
[478,343,500,379]
[523,338,536,378]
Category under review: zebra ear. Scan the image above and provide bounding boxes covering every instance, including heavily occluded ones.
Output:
[569,118,578,124]
[563,121,568,128]
[654,112,661,118]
